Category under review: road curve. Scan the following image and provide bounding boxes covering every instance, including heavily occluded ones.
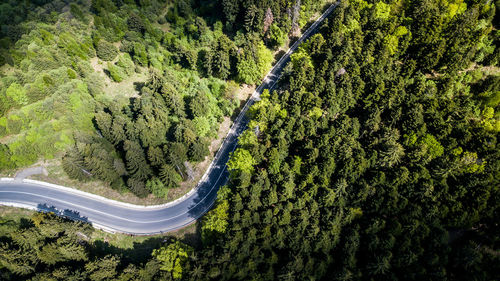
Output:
[0,3,338,235]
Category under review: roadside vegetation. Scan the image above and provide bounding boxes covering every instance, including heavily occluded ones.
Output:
[0,0,499,280]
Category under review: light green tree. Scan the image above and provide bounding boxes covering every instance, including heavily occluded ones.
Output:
[146,177,169,199]
[6,82,28,106]
[192,116,211,137]
[201,199,229,243]
[227,148,256,174]
[256,41,273,78]
[153,240,193,279]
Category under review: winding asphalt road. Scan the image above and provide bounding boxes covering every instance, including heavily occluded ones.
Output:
[0,3,338,235]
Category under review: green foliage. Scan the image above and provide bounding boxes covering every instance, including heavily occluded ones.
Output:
[70,3,87,23]
[96,40,118,61]
[384,26,409,55]
[1,2,499,281]
[256,42,273,78]
[6,83,28,106]
[146,178,169,199]
[374,1,391,20]
[236,56,260,84]
[133,43,148,66]
[0,144,13,169]
[201,199,229,243]
[192,116,211,137]
[268,23,287,48]
[227,148,256,174]
[153,240,193,279]
[160,164,182,189]
[107,62,126,82]
[175,2,499,280]
[85,255,119,280]
[189,138,210,162]
[419,133,445,159]
[0,212,93,279]
[237,41,273,84]
[116,53,135,76]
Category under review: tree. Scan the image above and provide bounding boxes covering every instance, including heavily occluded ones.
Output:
[208,35,234,80]
[201,200,229,243]
[269,24,286,48]
[133,43,148,66]
[153,240,193,280]
[96,40,118,61]
[6,82,28,106]
[85,255,119,281]
[188,90,211,118]
[192,116,211,137]
[227,148,256,174]
[0,144,13,169]
[236,55,260,84]
[62,149,90,181]
[123,140,152,181]
[161,83,185,117]
[128,13,145,33]
[127,178,149,197]
[263,7,274,34]
[148,146,165,167]
[189,138,209,162]
[146,68,165,92]
[159,164,182,188]
[94,111,113,140]
[146,178,169,198]
[106,62,126,82]
[221,0,239,27]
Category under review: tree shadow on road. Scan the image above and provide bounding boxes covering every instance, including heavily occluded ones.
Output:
[36,203,89,223]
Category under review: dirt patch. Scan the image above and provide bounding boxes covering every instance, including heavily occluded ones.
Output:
[90,57,106,74]
[236,84,256,102]
[103,71,147,99]
[158,23,170,33]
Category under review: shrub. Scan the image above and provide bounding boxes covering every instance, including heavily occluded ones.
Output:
[127,13,145,33]
[6,114,23,134]
[106,62,126,82]
[0,144,13,170]
[96,40,118,61]
[0,117,7,137]
[146,178,169,198]
[189,138,209,162]
[6,82,28,106]
[116,54,135,76]
[133,43,148,66]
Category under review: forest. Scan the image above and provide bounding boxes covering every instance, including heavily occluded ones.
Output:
[0,0,329,197]
[1,0,500,280]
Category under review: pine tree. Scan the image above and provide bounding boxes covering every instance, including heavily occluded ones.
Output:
[148,146,166,167]
[62,149,91,181]
[94,111,113,141]
[159,164,182,188]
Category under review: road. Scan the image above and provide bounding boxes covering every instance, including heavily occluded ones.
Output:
[0,3,338,235]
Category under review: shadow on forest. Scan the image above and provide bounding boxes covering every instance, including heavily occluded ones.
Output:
[133,81,145,92]
[90,220,202,265]
[274,50,287,62]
